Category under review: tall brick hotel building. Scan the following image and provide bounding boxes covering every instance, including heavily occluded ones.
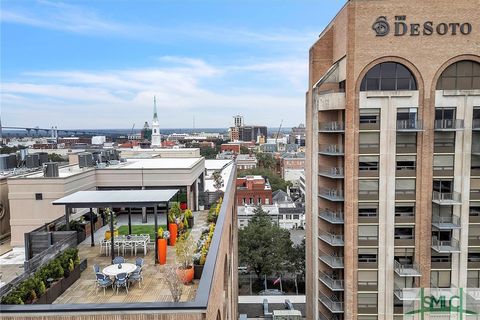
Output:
[305,0,480,319]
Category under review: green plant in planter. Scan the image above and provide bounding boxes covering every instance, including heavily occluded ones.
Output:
[175,234,195,270]
[182,215,189,229]
[169,202,182,220]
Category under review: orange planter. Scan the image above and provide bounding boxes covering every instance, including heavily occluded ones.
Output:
[168,223,178,246]
[176,266,194,284]
[157,238,167,265]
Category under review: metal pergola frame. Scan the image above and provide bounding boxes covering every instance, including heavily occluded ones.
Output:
[52,190,179,264]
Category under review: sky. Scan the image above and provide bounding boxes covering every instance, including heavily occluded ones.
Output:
[1,0,346,129]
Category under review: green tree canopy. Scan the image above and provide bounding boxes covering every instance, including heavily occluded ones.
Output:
[239,205,294,279]
[255,152,276,170]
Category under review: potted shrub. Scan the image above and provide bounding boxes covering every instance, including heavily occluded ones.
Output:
[184,209,194,228]
[175,233,195,284]
[168,202,182,246]
[157,227,170,265]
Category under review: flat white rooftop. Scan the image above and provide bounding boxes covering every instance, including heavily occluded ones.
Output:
[205,159,233,170]
[121,158,201,169]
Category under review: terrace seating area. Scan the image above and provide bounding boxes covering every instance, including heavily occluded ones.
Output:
[53,209,209,304]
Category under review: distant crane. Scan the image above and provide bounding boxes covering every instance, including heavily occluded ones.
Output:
[275,119,283,145]
[130,123,135,136]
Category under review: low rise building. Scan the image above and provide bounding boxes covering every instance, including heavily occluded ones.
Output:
[236,154,257,170]
[236,175,272,206]
[281,152,305,187]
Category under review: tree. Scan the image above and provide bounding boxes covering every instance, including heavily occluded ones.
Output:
[288,239,305,280]
[48,153,67,162]
[237,168,292,192]
[238,205,294,279]
[240,146,250,154]
[200,147,217,159]
[212,171,223,192]
[255,152,276,170]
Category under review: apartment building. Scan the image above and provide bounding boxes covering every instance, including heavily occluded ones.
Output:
[305,1,480,319]
[236,175,272,206]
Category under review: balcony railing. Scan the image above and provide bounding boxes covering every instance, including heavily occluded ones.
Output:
[431,237,461,253]
[397,120,423,132]
[319,231,345,246]
[319,188,345,202]
[318,292,344,313]
[319,250,344,269]
[319,144,344,156]
[431,215,461,229]
[432,191,462,205]
[318,167,344,179]
[394,285,420,301]
[319,272,344,291]
[319,311,340,320]
[319,121,345,133]
[394,260,422,277]
[319,209,344,224]
[434,119,464,131]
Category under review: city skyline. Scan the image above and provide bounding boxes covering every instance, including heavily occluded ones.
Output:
[0,1,345,129]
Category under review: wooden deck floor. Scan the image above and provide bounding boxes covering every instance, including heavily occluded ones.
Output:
[54,210,208,304]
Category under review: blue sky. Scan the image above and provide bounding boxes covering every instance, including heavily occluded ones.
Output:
[1,0,345,129]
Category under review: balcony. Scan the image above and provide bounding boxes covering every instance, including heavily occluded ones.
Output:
[395,189,416,201]
[319,250,344,269]
[315,92,346,111]
[319,188,344,202]
[394,286,420,301]
[319,209,344,224]
[319,272,344,291]
[431,237,461,253]
[397,120,423,132]
[319,121,345,133]
[432,191,461,205]
[319,167,344,179]
[359,143,380,154]
[434,119,464,131]
[319,231,344,246]
[319,144,344,156]
[432,215,461,229]
[318,292,344,313]
[319,312,340,320]
[394,260,422,277]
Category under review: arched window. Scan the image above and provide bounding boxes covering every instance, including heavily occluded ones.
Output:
[360,62,417,91]
[436,60,480,90]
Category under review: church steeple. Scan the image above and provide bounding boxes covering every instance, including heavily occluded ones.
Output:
[153,96,158,119]
[151,95,161,147]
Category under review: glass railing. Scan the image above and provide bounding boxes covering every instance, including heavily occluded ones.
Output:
[319,121,345,132]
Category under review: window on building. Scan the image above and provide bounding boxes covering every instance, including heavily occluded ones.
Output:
[396,155,416,171]
[358,248,377,263]
[359,109,381,131]
[249,197,254,204]
[265,198,270,205]
[358,203,378,218]
[359,180,379,200]
[286,214,292,220]
[467,270,480,288]
[474,106,480,122]
[431,253,451,263]
[359,132,380,149]
[397,107,418,124]
[358,270,378,288]
[35,193,43,200]
[395,203,415,218]
[434,132,455,150]
[359,225,378,241]
[395,179,416,194]
[360,62,417,91]
[436,60,480,90]
[435,107,456,122]
[468,249,480,263]
[257,197,262,205]
[430,270,451,288]
[433,179,453,193]
[357,293,378,313]
[394,248,414,264]
[359,156,379,172]
[242,198,246,205]
[293,214,299,220]
[396,132,417,150]
[433,155,454,172]
[394,227,414,240]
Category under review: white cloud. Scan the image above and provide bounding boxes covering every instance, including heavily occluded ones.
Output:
[1,56,306,128]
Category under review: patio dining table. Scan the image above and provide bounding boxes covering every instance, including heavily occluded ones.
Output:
[103,263,137,277]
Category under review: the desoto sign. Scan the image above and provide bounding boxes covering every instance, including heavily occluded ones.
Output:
[373,16,472,37]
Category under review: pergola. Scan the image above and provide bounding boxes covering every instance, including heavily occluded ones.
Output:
[52,189,179,264]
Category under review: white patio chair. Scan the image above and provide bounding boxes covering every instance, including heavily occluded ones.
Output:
[123,240,135,256]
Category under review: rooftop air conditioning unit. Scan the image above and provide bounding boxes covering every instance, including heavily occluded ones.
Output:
[26,154,39,168]
[78,152,94,168]
[43,162,59,178]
